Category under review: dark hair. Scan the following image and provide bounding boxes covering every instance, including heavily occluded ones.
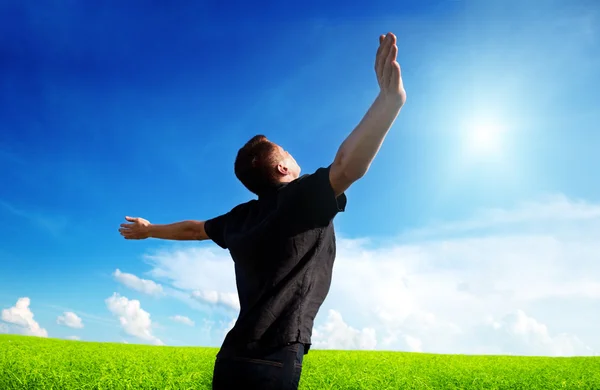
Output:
[234,135,280,195]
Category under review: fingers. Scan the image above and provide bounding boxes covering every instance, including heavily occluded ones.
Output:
[120,216,146,239]
[382,43,398,88]
[375,36,384,80]
[119,228,141,239]
[119,217,148,239]
[376,34,385,69]
[376,33,396,83]
[391,61,402,93]
[375,34,390,82]
[119,224,135,234]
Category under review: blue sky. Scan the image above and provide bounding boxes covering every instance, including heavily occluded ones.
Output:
[1,0,600,354]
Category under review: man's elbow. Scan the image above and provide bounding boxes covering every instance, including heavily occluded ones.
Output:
[342,165,368,182]
[330,158,368,196]
[187,220,209,241]
[334,153,368,181]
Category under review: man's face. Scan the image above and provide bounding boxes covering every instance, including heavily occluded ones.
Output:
[275,144,301,180]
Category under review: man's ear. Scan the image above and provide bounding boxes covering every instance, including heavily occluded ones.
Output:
[277,163,289,176]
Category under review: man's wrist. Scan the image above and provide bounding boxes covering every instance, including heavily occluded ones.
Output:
[377,91,405,110]
[146,224,156,238]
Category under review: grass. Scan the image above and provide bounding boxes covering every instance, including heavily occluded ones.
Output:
[1,334,599,389]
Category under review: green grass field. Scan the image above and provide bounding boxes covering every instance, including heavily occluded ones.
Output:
[1,334,599,389]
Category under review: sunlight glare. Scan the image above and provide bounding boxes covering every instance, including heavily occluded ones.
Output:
[465,120,505,155]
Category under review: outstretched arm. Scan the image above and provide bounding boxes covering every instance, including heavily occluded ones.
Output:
[119,216,208,241]
[329,32,406,196]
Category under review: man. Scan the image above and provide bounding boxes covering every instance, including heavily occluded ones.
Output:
[119,32,406,390]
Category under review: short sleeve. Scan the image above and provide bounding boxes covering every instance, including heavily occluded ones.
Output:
[293,165,347,224]
[204,213,229,249]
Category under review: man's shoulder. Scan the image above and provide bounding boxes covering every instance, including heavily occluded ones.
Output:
[228,199,258,215]
[289,166,331,187]
[275,166,335,208]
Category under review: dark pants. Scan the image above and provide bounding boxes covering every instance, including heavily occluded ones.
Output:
[212,342,304,390]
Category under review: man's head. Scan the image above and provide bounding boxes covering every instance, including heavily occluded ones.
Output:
[234,135,301,195]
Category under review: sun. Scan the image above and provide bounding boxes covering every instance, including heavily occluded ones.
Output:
[464,121,504,155]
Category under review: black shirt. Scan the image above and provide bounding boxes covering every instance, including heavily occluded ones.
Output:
[204,166,347,357]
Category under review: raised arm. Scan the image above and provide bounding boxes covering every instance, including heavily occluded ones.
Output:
[119,216,208,241]
[329,32,406,196]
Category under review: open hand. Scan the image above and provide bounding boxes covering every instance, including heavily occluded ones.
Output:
[375,32,406,105]
[119,216,151,240]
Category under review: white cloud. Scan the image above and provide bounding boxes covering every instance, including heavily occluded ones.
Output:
[67,335,81,341]
[57,312,84,329]
[143,247,239,310]
[45,305,117,327]
[405,195,600,239]
[144,247,235,292]
[113,269,164,297]
[202,318,215,333]
[135,195,600,356]
[318,195,600,356]
[190,290,239,311]
[105,293,163,345]
[137,248,239,314]
[1,297,48,337]
[223,318,236,339]
[312,310,377,350]
[404,335,423,353]
[169,315,195,326]
[473,310,593,356]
